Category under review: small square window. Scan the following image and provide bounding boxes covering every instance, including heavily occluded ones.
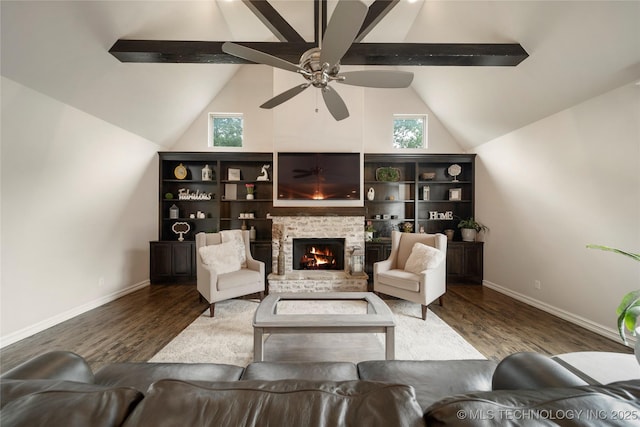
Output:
[393,115,427,149]
[209,113,243,148]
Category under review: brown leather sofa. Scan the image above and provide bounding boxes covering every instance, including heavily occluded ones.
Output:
[1,351,639,426]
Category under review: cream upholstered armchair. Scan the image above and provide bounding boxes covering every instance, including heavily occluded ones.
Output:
[195,230,265,317]
[374,231,447,320]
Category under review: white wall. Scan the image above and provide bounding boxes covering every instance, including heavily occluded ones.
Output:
[172,66,462,153]
[474,82,640,340]
[0,77,160,345]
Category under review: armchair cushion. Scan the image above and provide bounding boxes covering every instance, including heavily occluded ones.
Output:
[377,270,421,292]
[217,269,263,291]
[404,243,445,274]
[221,230,247,267]
[199,242,241,275]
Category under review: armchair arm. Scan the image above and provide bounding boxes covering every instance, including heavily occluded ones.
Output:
[246,257,265,277]
[374,258,393,275]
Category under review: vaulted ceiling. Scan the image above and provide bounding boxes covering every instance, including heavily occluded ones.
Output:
[2,1,639,149]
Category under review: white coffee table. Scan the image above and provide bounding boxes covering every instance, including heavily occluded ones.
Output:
[253,292,396,362]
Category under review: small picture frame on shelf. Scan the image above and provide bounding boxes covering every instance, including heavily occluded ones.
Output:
[228,168,241,181]
[224,183,237,200]
[449,188,462,201]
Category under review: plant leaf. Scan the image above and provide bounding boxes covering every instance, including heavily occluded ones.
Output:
[616,291,640,316]
[586,244,640,262]
[624,305,640,333]
[618,310,629,345]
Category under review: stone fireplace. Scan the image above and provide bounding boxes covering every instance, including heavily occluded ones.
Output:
[268,216,367,292]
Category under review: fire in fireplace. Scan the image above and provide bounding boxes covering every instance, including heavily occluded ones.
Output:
[293,238,345,271]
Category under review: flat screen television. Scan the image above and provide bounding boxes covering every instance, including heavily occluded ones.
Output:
[274,152,363,207]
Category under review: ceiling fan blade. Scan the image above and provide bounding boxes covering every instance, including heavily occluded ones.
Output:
[321,86,349,121]
[320,0,368,67]
[260,84,310,109]
[338,70,414,88]
[222,42,301,73]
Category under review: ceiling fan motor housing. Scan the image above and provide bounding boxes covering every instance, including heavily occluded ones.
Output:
[300,48,341,88]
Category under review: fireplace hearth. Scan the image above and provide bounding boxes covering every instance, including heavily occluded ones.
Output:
[293,238,345,271]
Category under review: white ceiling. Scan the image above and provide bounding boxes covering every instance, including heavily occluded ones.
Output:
[2,1,639,149]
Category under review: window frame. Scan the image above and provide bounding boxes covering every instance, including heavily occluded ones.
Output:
[392,114,427,149]
[208,113,244,149]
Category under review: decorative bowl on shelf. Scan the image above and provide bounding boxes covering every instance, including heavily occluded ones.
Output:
[420,172,436,180]
[376,167,401,182]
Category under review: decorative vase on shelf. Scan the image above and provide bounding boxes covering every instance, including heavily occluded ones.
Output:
[277,241,285,275]
[169,204,179,219]
[201,164,213,181]
[246,194,254,200]
[249,226,256,241]
[367,187,375,201]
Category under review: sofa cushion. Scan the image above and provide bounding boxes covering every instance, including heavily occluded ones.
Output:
[424,381,640,426]
[241,362,359,381]
[94,362,244,392]
[0,351,94,384]
[199,242,241,274]
[358,360,497,410]
[123,379,425,427]
[0,379,143,427]
[404,243,445,274]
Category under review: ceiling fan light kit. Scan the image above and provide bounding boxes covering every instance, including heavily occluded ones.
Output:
[221,0,415,121]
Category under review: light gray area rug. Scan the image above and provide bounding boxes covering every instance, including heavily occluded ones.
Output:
[150,298,485,366]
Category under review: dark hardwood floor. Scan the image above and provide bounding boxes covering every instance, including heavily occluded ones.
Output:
[0,283,630,373]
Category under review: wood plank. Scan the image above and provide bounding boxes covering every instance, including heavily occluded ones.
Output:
[355,0,400,43]
[0,283,630,373]
[242,0,305,43]
[109,40,528,66]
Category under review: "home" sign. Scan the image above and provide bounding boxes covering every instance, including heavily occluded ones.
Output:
[429,211,454,220]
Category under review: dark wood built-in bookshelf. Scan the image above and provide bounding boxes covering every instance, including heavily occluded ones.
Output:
[151,152,481,284]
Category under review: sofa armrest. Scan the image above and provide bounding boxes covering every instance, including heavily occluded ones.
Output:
[0,351,94,383]
[492,352,589,390]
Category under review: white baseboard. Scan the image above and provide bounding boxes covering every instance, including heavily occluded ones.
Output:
[0,280,150,349]
[482,280,634,347]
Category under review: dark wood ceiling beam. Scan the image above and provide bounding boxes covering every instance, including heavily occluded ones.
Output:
[355,0,400,43]
[241,0,305,43]
[109,40,529,66]
[314,0,327,45]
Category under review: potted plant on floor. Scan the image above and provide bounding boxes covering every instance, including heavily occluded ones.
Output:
[457,218,488,242]
[587,244,640,363]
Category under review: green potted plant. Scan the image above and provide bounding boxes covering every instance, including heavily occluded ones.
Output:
[587,244,640,362]
[457,218,488,242]
[365,221,375,241]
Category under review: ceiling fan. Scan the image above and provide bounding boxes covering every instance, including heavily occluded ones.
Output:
[222,0,413,121]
